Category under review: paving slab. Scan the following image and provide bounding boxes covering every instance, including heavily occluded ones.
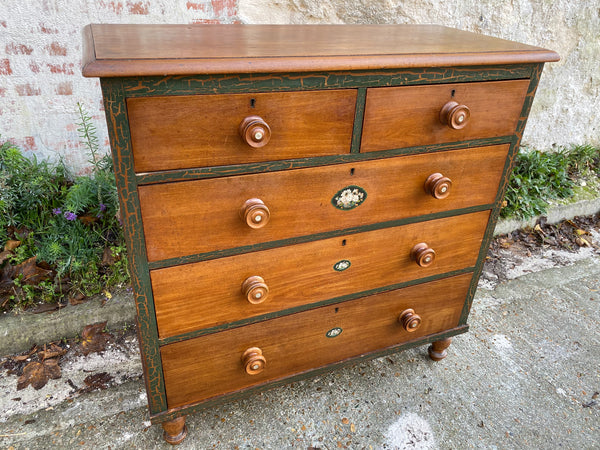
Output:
[1,256,598,449]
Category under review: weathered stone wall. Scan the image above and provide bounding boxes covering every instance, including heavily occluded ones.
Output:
[239,0,600,151]
[0,0,597,170]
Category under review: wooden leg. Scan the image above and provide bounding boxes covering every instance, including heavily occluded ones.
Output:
[162,416,188,445]
[428,338,452,361]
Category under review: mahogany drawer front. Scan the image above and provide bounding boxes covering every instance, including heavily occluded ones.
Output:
[138,144,508,262]
[152,210,489,339]
[127,89,357,173]
[160,273,471,409]
[360,79,530,152]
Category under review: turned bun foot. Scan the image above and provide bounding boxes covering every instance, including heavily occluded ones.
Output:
[428,338,452,361]
[162,416,188,445]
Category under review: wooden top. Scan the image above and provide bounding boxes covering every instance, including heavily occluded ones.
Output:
[82,24,559,77]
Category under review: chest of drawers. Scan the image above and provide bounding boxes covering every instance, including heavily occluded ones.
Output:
[82,24,558,444]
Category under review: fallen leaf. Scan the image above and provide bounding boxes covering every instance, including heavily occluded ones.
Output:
[4,240,21,252]
[69,291,86,305]
[101,247,116,266]
[78,214,98,226]
[81,321,112,355]
[575,228,588,236]
[341,417,349,424]
[83,372,113,391]
[17,359,61,390]
[575,237,591,247]
[13,257,54,285]
[38,343,67,360]
[0,250,12,265]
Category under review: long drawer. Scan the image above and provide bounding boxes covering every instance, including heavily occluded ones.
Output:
[152,210,489,339]
[160,273,471,409]
[127,89,357,172]
[360,79,529,152]
[139,144,509,262]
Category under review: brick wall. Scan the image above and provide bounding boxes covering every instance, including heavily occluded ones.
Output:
[0,0,239,172]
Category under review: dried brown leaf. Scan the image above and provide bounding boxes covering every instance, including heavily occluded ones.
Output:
[69,291,86,305]
[38,343,67,360]
[83,372,113,390]
[0,250,12,265]
[81,321,111,355]
[14,257,53,285]
[17,359,61,390]
[4,240,21,252]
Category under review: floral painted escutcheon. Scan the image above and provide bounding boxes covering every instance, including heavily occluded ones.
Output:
[326,327,343,338]
[331,185,367,210]
[333,260,351,272]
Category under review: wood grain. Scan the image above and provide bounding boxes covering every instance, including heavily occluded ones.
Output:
[81,24,559,77]
[151,210,489,339]
[138,144,509,262]
[127,90,356,173]
[361,80,530,152]
[161,273,471,409]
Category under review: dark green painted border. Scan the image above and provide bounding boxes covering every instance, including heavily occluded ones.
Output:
[458,63,546,325]
[350,87,367,153]
[147,204,492,270]
[150,324,468,424]
[100,79,167,415]
[122,64,533,98]
[135,136,511,185]
[158,267,474,346]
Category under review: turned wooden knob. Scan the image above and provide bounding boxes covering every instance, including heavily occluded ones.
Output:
[440,101,470,130]
[398,308,422,332]
[240,198,270,229]
[424,173,452,199]
[411,243,436,267]
[239,115,271,148]
[242,276,269,304]
[242,347,266,375]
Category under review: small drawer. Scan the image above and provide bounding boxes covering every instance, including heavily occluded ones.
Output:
[152,210,489,339]
[360,80,529,152]
[127,89,357,172]
[138,144,508,262]
[160,273,471,409]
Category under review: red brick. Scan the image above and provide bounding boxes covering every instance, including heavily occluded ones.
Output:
[56,81,73,95]
[128,1,149,14]
[0,59,12,75]
[47,63,75,75]
[47,42,67,56]
[29,62,41,73]
[16,84,42,96]
[24,137,37,151]
[40,24,59,34]
[192,18,220,24]
[100,1,124,14]
[186,1,207,10]
[211,0,236,17]
[6,42,34,55]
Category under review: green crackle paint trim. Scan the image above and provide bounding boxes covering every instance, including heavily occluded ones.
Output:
[350,88,367,153]
[135,136,512,185]
[158,267,475,346]
[150,325,469,424]
[122,64,534,97]
[100,78,167,415]
[459,63,545,325]
[147,204,492,271]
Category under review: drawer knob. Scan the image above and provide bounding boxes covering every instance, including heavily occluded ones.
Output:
[440,101,470,130]
[424,173,452,199]
[411,243,436,267]
[242,347,266,375]
[239,115,271,148]
[242,276,269,304]
[398,308,422,332]
[240,198,270,229]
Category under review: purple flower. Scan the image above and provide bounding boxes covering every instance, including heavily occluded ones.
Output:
[99,203,107,212]
[53,208,62,215]
[64,211,77,221]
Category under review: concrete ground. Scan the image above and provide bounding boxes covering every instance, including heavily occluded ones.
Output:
[1,247,599,449]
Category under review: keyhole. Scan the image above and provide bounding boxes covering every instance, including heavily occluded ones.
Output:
[342,239,347,246]
[335,307,339,313]
[250,98,256,108]
[451,89,456,98]
[350,168,355,176]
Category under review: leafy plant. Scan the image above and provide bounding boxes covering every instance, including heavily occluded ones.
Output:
[0,104,127,311]
[501,145,600,219]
